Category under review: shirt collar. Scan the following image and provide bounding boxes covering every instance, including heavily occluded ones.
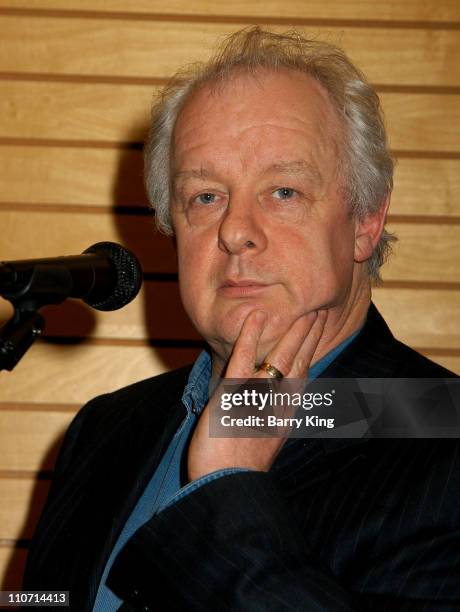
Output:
[309,327,361,380]
[181,349,212,415]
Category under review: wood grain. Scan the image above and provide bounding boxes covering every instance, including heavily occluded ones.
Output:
[0,16,459,86]
[382,93,460,153]
[0,407,76,472]
[0,80,155,144]
[0,343,200,408]
[424,354,460,373]
[1,147,459,217]
[2,284,458,350]
[0,145,148,207]
[0,208,176,273]
[391,158,460,216]
[372,288,460,349]
[1,81,459,152]
[0,210,459,282]
[0,1,459,22]
[0,477,50,540]
[381,222,460,283]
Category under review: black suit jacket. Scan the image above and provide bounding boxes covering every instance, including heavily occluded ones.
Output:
[23,304,460,611]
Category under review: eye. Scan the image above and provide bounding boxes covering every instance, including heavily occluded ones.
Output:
[272,187,296,200]
[194,192,216,205]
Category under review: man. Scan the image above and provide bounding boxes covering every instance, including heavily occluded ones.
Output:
[24,28,459,610]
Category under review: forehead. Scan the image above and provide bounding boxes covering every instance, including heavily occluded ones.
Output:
[172,68,343,173]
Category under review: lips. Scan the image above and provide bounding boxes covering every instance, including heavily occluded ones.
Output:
[222,279,267,288]
[219,278,272,297]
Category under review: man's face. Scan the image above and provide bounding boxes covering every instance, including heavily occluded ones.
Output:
[170,69,361,364]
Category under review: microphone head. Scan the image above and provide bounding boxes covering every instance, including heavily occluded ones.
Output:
[82,242,143,311]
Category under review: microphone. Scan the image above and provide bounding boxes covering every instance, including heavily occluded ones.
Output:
[0,242,143,311]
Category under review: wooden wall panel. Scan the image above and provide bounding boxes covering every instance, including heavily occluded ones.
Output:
[0,80,155,144]
[1,147,460,218]
[391,158,460,217]
[0,0,459,592]
[0,146,148,207]
[2,285,459,350]
[381,222,460,283]
[1,1,459,22]
[0,345,200,407]
[0,407,77,471]
[41,287,460,350]
[372,289,460,349]
[430,355,460,374]
[36,287,460,350]
[0,16,459,86]
[0,15,460,86]
[0,210,176,273]
[382,94,460,153]
[2,82,460,152]
[1,210,459,283]
[0,478,51,540]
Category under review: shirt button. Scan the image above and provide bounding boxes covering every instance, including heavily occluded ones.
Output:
[191,404,198,414]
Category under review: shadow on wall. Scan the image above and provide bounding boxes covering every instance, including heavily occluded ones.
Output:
[112,119,203,372]
[2,120,203,593]
[2,427,68,591]
[14,119,203,372]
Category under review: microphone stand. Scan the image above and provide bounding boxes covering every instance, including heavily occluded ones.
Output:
[0,300,45,371]
[0,263,72,371]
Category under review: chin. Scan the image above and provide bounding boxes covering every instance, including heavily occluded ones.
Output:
[214,306,292,351]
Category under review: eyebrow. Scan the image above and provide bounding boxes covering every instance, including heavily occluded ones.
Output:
[173,168,211,183]
[262,160,323,185]
[172,159,323,185]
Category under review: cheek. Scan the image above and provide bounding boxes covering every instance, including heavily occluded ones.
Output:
[175,229,216,319]
[319,223,356,294]
[286,222,355,305]
[177,245,203,299]
[175,222,205,276]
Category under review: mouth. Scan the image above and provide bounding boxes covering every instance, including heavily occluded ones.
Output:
[219,279,272,298]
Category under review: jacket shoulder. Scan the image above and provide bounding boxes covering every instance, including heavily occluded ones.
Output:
[86,364,193,410]
[53,365,192,477]
[77,364,192,431]
[390,339,457,378]
[331,303,458,379]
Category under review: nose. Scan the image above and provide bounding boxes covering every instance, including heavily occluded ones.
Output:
[217,195,267,256]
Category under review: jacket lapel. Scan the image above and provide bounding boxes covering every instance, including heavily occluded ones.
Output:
[88,372,191,605]
[270,303,399,493]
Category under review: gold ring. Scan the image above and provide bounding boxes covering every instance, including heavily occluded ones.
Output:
[259,361,284,380]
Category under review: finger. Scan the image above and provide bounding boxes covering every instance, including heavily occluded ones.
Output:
[225,310,267,378]
[260,312,318,380]
[287,309,328,378]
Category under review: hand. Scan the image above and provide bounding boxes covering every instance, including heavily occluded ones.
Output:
[187,309,328,482]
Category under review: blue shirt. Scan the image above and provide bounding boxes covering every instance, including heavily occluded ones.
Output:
[93,329,360,610]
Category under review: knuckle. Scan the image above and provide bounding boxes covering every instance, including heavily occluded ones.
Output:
[292,357,307,375]
[272,355,290,374]
[237,345,255,364]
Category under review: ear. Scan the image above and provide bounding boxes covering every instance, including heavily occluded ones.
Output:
[354,195,391,263]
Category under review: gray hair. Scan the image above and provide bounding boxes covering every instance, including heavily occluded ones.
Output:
[144,27,395,281]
